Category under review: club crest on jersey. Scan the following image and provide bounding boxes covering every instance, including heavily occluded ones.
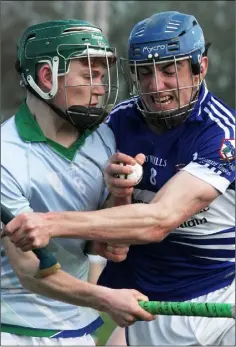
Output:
[219,138,235,161]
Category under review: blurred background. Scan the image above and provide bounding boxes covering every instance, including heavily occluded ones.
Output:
[1,0,235,123]
[1,1,235,344]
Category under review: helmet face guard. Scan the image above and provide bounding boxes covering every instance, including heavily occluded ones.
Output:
[121,54,202,130]
[61,44,119,131]
[16,20,119,132]
[122,11,207,131]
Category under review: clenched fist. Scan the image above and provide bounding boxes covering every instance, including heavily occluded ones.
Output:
[91,241,129,262]
[3,212,53,251]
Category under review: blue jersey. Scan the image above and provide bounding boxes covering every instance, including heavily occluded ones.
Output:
[98,84,235,301]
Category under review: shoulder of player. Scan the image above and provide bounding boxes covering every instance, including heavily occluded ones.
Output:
[93,123,116,153]
[1,115,30,171]
[1,115,27,150]
[1,114,16,133]
[109,96,138,117]
[95,122,115,139]
[203,93,235,126]
[192,94,235,142]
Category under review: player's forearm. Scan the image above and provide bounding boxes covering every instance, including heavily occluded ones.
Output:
[3,238,114,311]
[47,203,166,244]
[45,172,219,245]
[84,196,133,254]
[2,237,40,277]
[20,269,114,312]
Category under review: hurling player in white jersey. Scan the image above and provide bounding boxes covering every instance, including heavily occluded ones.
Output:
[1,20,155,346]
[4,12,235,347]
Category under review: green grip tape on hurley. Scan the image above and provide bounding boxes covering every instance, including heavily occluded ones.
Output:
[139,301,234,318]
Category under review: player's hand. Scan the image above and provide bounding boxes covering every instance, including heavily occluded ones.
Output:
[103,288,156,327]
[92,241,129,262]
[4,212,52,251]
[104,152,146,198]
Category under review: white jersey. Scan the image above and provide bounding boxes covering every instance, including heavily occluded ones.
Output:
[1,102,115,336]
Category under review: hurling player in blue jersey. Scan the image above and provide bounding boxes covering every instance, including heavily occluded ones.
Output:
[99,11,235,346]
[5,11,235,346]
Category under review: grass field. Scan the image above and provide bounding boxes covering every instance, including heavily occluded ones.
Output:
[95,313,117,345]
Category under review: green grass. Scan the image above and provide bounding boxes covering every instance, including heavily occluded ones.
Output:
[95,313,117,345]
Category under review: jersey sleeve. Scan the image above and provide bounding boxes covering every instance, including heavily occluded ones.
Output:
[105,98,139,149]
[97,124,116,208]
[106,113,114,131]
[183,123,235,194]
[105,108,121,149]
[1,164,33,217]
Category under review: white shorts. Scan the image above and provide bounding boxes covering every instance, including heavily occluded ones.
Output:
[1,332,95,346]
[127,280,235,346]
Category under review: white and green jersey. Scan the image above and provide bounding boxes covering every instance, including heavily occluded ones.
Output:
[1,102,116,337]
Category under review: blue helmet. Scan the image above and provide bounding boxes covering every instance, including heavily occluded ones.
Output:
[122,11,208,132]
[128,11,205,73]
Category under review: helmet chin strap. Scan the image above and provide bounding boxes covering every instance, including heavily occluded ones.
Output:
[137,88,199,134]
[140,101,194,135]
[26,83,108,134]
[49,103,108,133]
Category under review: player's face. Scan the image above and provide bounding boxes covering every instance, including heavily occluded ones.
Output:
[137,59,200,113]
[54,58,107,110]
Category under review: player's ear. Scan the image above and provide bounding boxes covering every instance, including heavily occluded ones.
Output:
[37,63,53,91]
[200,56,208,80]
[193,56,208,85]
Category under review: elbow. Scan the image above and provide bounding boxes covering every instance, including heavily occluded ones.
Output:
[15,269,38,292]
[19,275,32,291]
[146,208,179,243]
[19,273,41,294]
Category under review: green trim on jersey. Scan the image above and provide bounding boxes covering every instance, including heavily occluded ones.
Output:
[1,323,60,338]
[15,102,92,161]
